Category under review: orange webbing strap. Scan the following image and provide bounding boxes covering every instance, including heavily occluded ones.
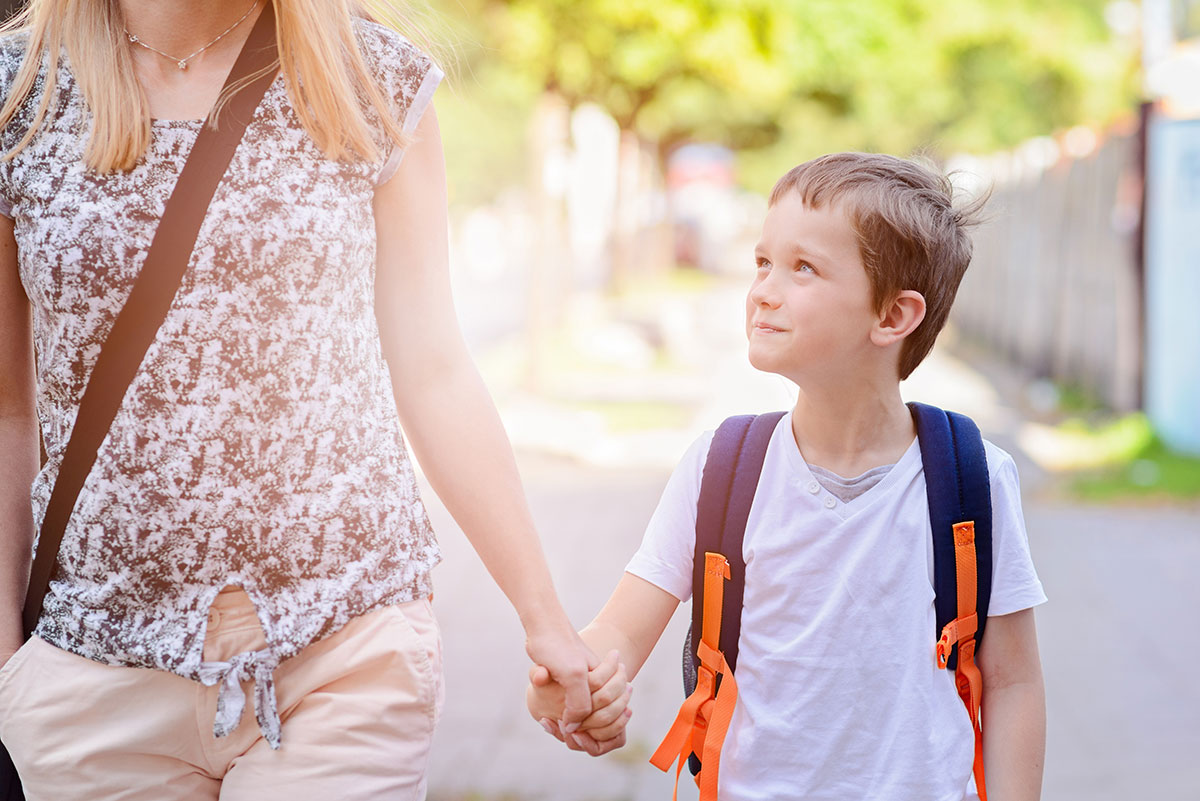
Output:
[650,552,737,801]
[935,522,988,801]
[957,638,986,801]
[650,668,711,799]
[700,553,730,652]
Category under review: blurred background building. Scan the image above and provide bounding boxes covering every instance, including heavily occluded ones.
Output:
[1142,0,1200,454]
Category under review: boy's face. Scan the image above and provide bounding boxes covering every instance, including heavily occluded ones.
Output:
[745,191,879,382]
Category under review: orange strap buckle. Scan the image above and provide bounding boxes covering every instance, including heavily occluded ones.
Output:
[936,612,979,669]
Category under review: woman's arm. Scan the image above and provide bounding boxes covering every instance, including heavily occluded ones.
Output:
[977,607,1047,801]
[371,104,595,724]
[0,214,39,664]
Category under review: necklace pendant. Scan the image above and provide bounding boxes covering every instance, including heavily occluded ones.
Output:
[177,60,188,71]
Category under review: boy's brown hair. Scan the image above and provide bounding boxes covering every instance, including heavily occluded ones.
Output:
[769,152,989,379]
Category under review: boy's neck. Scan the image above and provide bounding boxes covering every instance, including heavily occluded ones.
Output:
[789,383,916,478]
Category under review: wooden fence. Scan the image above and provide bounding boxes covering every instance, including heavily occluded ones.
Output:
[949,127,1144,412]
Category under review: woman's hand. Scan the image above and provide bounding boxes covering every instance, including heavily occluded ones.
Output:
[524,610,597,728]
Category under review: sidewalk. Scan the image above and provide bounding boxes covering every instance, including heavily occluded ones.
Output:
[423,277,1199,800]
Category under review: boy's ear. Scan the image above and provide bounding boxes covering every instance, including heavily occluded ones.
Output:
[871,289,926,347]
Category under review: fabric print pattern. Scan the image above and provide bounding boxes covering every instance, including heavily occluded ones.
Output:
[0,17,444,747]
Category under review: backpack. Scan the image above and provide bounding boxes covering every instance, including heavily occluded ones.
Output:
[649,403,994,801]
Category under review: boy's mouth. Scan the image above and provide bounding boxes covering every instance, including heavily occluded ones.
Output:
[752,322,787,334]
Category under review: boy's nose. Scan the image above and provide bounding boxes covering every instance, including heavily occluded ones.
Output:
[749,278,781,309]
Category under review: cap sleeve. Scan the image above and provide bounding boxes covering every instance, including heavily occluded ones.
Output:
[353,18,443,187]
[625,429,716,603]
[984,441,1048,616]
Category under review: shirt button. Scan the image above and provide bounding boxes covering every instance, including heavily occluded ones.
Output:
[807,481,820,494]
[207,608,220,628]
[823,496,837,509]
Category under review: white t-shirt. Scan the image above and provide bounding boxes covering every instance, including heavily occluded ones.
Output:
[627,413,1047,801]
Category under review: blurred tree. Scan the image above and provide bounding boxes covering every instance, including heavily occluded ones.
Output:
[478,0,795,159]
[423,0,1139,383]
[429,0,1141,318]
[442,0,1138,194]
[449,0,810,284]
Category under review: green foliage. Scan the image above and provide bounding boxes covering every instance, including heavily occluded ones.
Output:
[435,0,1139,200]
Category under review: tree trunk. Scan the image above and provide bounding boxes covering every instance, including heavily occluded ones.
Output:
[524,91,571,392]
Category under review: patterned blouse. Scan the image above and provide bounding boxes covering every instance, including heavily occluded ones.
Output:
[0,18,443,748]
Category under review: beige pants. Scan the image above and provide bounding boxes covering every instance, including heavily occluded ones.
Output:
[0,589,444,801]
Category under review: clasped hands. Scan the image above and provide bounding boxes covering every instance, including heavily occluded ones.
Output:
[526,649,633,757]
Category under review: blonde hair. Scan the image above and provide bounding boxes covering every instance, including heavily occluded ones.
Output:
[0,0,438,174]
[770,153,990,380]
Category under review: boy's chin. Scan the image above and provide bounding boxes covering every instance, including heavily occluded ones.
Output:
[746,346,792,378]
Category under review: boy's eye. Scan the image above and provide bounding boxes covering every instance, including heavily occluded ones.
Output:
[795,261,815,274]
[755,258,770,271]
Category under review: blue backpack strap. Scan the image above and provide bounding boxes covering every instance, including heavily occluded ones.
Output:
[684,411,784,776]
[689,414,754,670]
[909,402,993,669]
[712,411,784,674]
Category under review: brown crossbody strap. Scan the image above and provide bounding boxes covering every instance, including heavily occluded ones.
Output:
[21,2,280,637]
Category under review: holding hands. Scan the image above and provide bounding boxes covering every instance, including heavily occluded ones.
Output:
[527,649,633,757]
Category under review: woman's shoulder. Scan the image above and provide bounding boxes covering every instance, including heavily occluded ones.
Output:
[349,15,442,134]
[350,15,436,78]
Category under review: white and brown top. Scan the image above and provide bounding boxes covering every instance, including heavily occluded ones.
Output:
[0,18,443,747]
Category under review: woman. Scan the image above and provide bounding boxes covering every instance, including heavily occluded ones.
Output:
[0,1,601,797]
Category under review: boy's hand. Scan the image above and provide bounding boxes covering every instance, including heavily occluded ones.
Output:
[527,649,633,756]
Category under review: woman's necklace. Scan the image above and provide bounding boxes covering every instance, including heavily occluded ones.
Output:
[124,0,261,71]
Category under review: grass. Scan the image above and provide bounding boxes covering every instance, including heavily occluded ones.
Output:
[1054,382,1109,416]
[1058,413,1200,502]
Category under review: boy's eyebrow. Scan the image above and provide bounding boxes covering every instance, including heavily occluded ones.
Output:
[788,242,833,265]
[755,241,834,266]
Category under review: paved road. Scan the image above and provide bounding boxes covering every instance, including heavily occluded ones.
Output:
[423,455,689,801]
[421,451,1199,801]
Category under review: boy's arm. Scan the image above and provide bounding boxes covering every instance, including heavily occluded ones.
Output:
[580,572,681,680]
[977,607,1046,801]
[528,572,681,755]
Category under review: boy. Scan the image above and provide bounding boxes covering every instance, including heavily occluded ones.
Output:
[528,153,1047,800]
